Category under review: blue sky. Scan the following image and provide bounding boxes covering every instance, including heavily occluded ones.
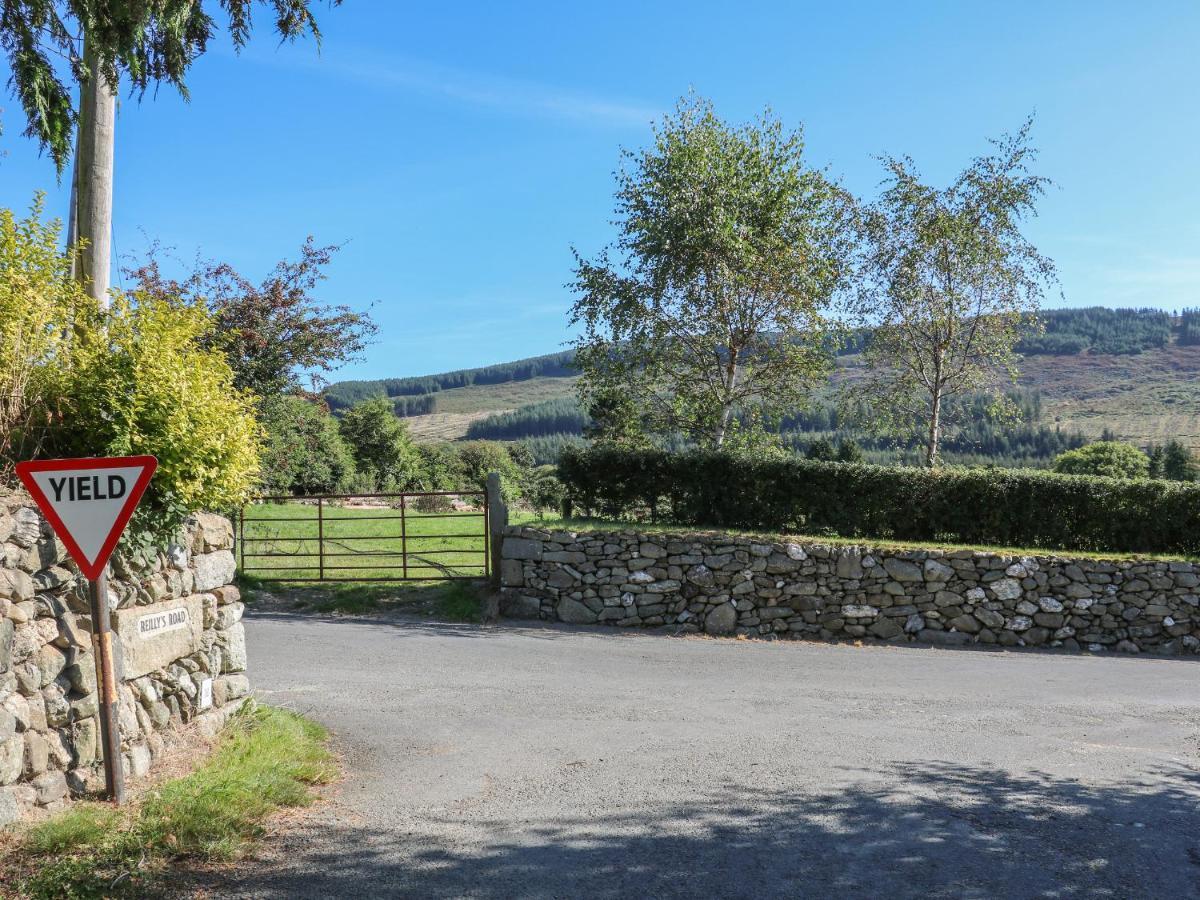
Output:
[1,1,1197,381]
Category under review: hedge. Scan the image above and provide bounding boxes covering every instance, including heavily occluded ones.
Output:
[557,447,1200,556]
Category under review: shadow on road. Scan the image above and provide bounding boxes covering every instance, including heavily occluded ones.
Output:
[207,761,1200,898]
[246,608,1200,664]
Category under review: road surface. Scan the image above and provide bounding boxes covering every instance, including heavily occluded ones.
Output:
[204,612,1200,898]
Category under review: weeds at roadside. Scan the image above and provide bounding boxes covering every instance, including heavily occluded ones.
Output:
[5,703,335,899]
[243,579,486,622]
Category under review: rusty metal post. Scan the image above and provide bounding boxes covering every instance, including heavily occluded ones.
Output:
[400,494,409,579]
[89,571,125,805]
[317,498,325,581]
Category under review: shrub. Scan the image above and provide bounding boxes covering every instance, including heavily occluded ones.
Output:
[45,295,261,546]
[521,465,566,518]
[260,395,356,495]
[337,397,421,490]
[1053,441,1149,479]
[557,446,1200,555]
[0,196,88,467]
[456,440,523,503]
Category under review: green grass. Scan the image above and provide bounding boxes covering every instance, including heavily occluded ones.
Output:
[513,513,1199,563]
[9,704,335,899]
[239,498,488,581]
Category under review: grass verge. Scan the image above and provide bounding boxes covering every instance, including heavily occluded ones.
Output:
[5,703,335,899]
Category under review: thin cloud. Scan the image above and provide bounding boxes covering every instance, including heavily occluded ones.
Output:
[1088,255,1200,308]
[254,47,660,128]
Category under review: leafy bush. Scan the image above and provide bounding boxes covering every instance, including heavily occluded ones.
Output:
[260,395,356,495]
[456,440,523,502]
[1052,441,1149,479]
[45,295,261,545]
[558,446,1200,555]
[521,464,566,517]
[337,396,421,490]
[0,196,88,467]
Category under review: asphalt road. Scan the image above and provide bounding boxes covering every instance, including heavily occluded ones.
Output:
[207,613,1200,899]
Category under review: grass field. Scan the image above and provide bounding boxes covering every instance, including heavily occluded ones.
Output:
[405,376,579,441]
[238,496,489,581]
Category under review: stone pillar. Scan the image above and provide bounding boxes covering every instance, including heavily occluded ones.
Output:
[486,473,508,591]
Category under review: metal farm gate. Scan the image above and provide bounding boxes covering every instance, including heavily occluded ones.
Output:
[237,491,490,582]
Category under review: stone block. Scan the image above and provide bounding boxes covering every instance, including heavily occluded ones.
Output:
[704,603,737,635]
[556,598,597,625]
[502,593,542,619]
[0,786,19,825]
[501,538,543,562]
[189,512,234,553]
[192,550,236,592]
[0,734,23,784]
[0,618,12,672]
[0,569,33,603]
[500,559,524,587]
[113,595,204,679]
[214,602,245,630]
[218,623,247,674]
[883,558,923,582]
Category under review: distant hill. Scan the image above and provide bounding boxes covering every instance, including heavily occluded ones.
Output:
[325,350,576,412]
[324,307,1200,462]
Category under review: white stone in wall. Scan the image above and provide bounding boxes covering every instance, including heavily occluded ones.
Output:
[113,595,204,679]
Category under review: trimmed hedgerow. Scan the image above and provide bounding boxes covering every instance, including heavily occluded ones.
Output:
[557,447,1200,556]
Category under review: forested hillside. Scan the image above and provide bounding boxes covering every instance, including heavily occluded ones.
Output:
[326,350,576,411]
[323,307,1200,464]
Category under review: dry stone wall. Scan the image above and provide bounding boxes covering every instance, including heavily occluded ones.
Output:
[0,490,248,825]
[500,526,1200,657]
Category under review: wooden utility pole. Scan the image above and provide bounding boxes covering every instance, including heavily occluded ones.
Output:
[67,43,123,803]
[72,41,116,308]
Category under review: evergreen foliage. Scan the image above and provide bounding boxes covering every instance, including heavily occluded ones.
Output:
[0,0,336,172]
[324,351,576,410]
[392,395,436,417]
[1148,440,1199,482]
[466,398,589,439]
[1179,309,1200,346]
[1017,307,1171,355]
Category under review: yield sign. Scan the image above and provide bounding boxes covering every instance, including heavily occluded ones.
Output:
[15,456,158,581]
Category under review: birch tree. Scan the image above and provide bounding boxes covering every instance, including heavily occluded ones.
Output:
[848,120,1057,467]
[570,95,855,449]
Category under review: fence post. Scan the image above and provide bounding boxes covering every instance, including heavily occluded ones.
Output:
[486,472,508,591]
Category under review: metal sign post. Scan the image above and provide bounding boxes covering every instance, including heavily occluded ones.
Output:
[89,569,125,805]
[15,455,158,805]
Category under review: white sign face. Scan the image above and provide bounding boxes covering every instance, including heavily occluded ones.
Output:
[15,456,158,580]
[199,677,214,711]
[137,606,191,638]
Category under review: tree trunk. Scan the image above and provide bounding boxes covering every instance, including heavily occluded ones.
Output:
[926,388,942,468]
[72,42,116,309]
[713,358,739,448]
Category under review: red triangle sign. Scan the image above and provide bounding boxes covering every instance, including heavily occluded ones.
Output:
[15,456,158,581]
